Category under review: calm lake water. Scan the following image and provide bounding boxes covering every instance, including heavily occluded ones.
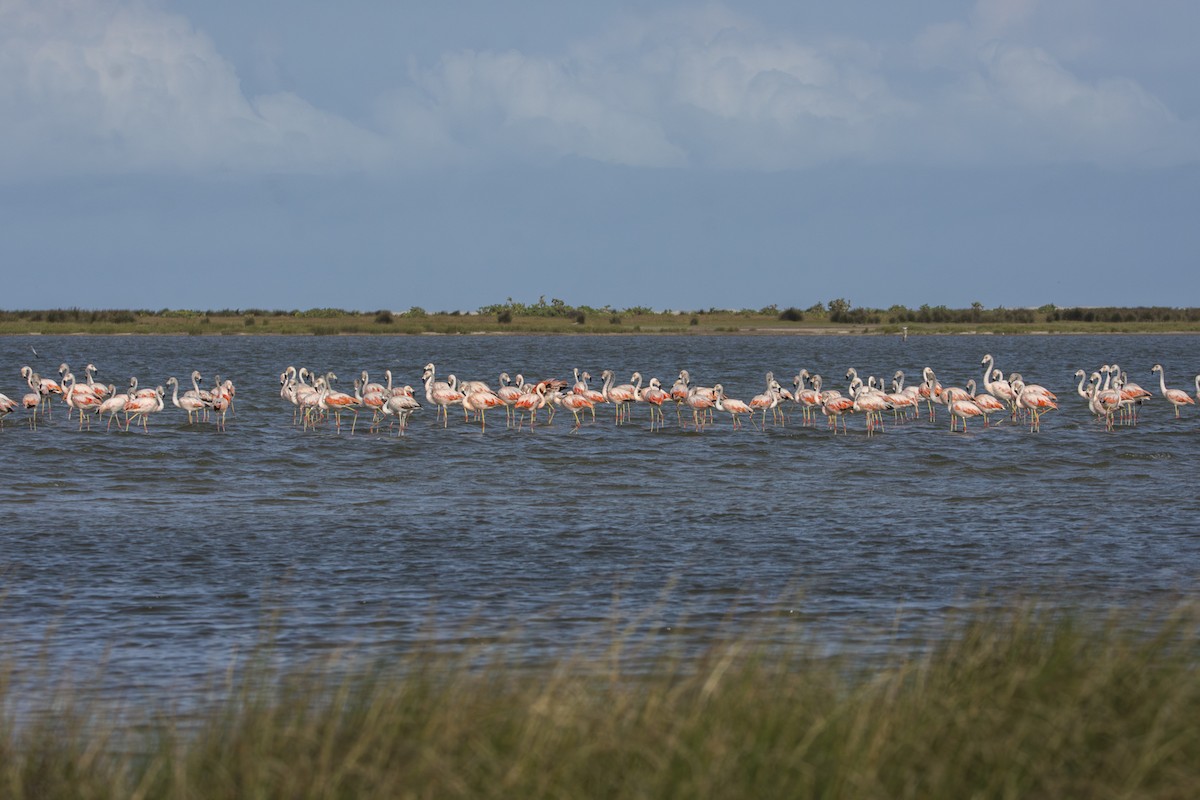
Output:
[2,333,1198,702]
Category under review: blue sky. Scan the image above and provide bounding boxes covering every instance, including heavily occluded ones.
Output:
[2,0,1197,312]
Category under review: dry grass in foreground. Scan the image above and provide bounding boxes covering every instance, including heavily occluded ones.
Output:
[2,605,1198,799]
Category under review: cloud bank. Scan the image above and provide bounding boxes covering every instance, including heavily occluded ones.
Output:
[1,0,1195,179]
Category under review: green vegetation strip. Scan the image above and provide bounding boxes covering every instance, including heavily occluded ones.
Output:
[3,301,1200,335]
[3,605,1198,798]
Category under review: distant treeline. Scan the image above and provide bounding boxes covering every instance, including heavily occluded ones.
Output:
[3,301,1200,325]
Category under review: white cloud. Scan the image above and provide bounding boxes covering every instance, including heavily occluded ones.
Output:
[0,0,388,178]
[1,0,1195,178]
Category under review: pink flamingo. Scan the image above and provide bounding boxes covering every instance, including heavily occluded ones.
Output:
[422,364,463,427]
[1151,364,1195,418]
[1013,379,1057,432]
[820,391,855,434]
[557,391,595,431]
[496,373,524,428]
[0,392,15,428]
[749,374,782,427]
[966,379,1005,427]
[513,382,549,430]
[318,372,360,434]
[713,384,753,430]
[639,377,670,431]
[462,385,506,431]
[61,372,102,430]
[124,385,165,432]
[97,378,136,431]
[947,391,984,433]
[683,384,715,431]
[602,370,640,425]
[793,371,821,425]
[381,386,421,435]
[167,376,210,425]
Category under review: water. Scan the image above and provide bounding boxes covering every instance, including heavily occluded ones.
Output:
[2,333,1198,702]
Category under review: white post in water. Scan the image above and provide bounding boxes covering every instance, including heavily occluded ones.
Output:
[902,326,908,342]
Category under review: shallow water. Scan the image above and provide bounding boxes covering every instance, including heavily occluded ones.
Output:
[2,333,1198,700]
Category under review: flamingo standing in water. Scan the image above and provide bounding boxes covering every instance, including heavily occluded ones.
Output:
[1012,379,1057,432]
[1151,364,1195,418]
[947,389,984,433]
[713,384,753,430]
[317,372,359,433]
[964,379,1004,427]
[682,385,715,431]
[124,385,165,432]
[0,392,16,428]
[557,390,595,431]
[496,373,524,428]
[462,385,506,432]
[19,369,44,428]
[167,376,210,425]
[381,386,421,435]
[639,377,670,431]
[97,378,137,431]
[422,364,463,427]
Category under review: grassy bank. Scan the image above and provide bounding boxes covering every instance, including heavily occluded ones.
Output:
[4,605,1198,798]
[3,306,1200,336]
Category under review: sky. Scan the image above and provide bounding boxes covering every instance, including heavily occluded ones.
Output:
[1,0,1198,313]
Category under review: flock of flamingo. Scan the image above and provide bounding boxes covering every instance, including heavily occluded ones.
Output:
[274,355,1199,436]
[0,362,235,432]
[3,355,1196,436]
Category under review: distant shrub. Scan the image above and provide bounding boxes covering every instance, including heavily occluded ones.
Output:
[690,316,699,326]
[779,307,804,322]
[609,315,622,325]
[497,310,513,324]
[374,310,394,324]
[572,311,586,324]
[244,316,256,326]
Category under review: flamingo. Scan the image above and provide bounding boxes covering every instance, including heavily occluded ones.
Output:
[639,377,670,431]
[0,392,15,428]
[683,384,715,431]
[1086,373,1119,432]
[61,372,102,430]
[947,389,984,433]
[749,374,783,428]
[713,384,753,430]
[964,379,1004,427]
[124,385,165,432]
[167,376,210,425]
[20,366,61,417]
[793,371,821,426]
[670,370,691,424]
[96,378,136,431]
[574,371,606,422]
[496,373,524,428]
[1012,379,1057,432]
[1150,364,1195,418]
[981,355,1017,415]
[513,382,550,430]
[423,366,464,427]
[557,390,595,431]
[462,385,505,431]
[380,385,421,435]
[318,372,360,434]
[83,364,110,399]
[603,370,640,425]
[851,381,892,435]
[820,390,855,434]
[919,367,942,421]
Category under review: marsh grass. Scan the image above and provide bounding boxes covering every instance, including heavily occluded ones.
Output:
[2,605,1199,798]
[4,308,1200,336]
